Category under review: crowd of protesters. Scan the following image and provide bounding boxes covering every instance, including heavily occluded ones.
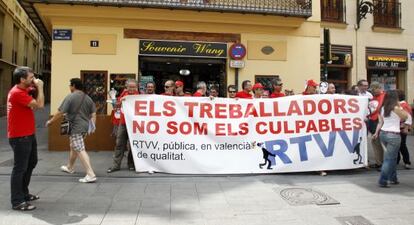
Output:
[6,65,413,211]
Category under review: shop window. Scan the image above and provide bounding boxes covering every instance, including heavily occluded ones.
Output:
[81,71,108,114]
[321,0,345,23]
[368,70,397,91]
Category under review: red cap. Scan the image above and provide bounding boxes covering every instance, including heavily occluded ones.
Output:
[175,80,184,87]
[252,83,264,90]
[306,79,318,87]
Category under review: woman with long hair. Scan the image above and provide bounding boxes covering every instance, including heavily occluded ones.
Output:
[373,90,408,187]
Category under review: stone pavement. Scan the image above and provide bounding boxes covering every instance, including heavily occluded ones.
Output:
[0,105,413,225]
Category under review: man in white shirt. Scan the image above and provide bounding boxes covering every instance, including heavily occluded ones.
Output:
[357,79,373,99]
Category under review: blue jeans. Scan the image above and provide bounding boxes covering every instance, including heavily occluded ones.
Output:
[378,132,401,185]
[9,135,38,207]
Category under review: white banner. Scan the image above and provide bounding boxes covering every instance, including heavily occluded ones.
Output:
[123,95,369,174]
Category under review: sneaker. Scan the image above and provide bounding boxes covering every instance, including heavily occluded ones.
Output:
[79,175,97,183]
[379,183,390,188]
[390,180,400,185]
[60,165,75,174]
[320,171,327,176]
[107,167,120,173]
[404,164,411,170]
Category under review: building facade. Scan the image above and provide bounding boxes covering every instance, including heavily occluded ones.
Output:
[19,0,321,151]
[0,0,50,116]
[320,0,414,101]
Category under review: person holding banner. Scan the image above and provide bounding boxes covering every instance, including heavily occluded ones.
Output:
[373,90,408,188]
[368,82,385,169]
[302,79,318,95]
[302,79,327,176]
[193,81,207,97]
[227,85,237,98]
[161,80,175,96]
[252,83,264,99]
[107,79,139,173]
[235,80,253,99]
[145,81,156,94]
[270,78,285,98]
[175,80,191,97]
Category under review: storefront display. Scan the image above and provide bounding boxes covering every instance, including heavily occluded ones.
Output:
[369,70,397,91]
[366,47,408,91]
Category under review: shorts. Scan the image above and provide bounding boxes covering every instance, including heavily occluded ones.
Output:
[69,133,86,152]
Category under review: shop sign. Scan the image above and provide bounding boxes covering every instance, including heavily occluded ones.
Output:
[230,60,245,68]
[229,43,247,60]
[367,55,408,70]
[320,52,352,67]
[139,40,227,58]
[53,29,72,40]
[410,53,414,61]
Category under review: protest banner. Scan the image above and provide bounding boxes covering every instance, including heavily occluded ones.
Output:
[123,95,369,174]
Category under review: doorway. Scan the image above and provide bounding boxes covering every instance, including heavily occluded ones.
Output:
[139,56,227,96]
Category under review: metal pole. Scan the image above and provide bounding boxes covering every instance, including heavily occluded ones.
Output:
[235,68,239,90]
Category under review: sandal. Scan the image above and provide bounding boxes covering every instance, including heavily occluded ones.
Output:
[12,202,36,211]
[25,194,40,202]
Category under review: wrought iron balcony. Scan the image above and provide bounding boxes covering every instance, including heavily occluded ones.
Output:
[32,0,312,17]
[373,0,401,28]
[321,0,346,23]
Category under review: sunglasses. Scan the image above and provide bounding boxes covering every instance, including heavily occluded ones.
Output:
[228,91,236,93]
[165,85,172,88]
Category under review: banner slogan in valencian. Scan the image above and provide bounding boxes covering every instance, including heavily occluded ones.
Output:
[123,95,369,174]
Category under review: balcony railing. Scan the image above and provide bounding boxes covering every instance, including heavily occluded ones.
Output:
[53,0,312,17]
[373,0,401,28]
[321,0,345,23]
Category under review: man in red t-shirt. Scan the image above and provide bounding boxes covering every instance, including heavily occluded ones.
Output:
[107,79,139,173]
[193,81,207,97]
[7,67,44,211]
[235,80,253,99]
[270,78,285,98]
[161,80,175,96]
[368,82,385,168]
[175,80,192,97]
[252,83,264,98]
[302,79,318,95]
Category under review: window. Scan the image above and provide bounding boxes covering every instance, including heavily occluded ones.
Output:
[321,0,345,23]
[24,36,29,66]
[81,71,108,114]
[33,43,37,71]
[373,0,401,28]
[12,25,19,64]
[0,12,4,58]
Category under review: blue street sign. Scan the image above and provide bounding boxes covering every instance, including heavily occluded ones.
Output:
[410,53,414,61]
[53,29,72,40]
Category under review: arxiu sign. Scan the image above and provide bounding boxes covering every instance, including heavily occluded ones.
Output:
[139,40,227,58]
[367,55,408,70]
